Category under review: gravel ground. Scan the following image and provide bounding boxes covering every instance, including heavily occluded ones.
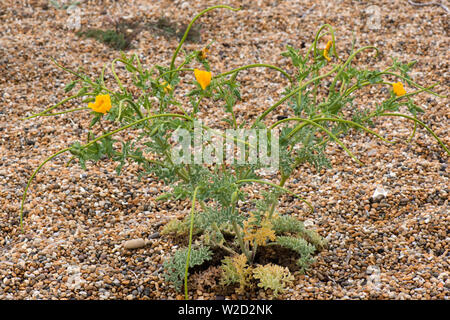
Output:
[0,0,448,300]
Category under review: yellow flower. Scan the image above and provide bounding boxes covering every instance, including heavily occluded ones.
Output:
[323,40,333,62]
[194,69,212,90]
[88,94,112,114]
[161,80,172,94]
[392,82,406,96]
[199,47,210,60]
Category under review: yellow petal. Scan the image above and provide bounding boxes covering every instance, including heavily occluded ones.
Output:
[323,40,333,62]
[194,69,212,90]
[392,82,406,96]
[88,94,112,114]
[323,49,331,62]
[98,94,112,113]
[162,81,172,93]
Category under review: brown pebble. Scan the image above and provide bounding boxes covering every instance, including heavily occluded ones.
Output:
[123,238,149,249]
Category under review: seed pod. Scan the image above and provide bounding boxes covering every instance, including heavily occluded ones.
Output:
[155,193,172,201]
[231,190,238,204]
[407,60,417,68]
[149,125,160,137]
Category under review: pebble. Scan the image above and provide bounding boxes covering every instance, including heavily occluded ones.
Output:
[123,238,150,249]
[372,186,388,201]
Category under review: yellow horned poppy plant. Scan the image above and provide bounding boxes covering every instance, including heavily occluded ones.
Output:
[194,69,212,90]
[88,94,112,114]
[392,82,406,96]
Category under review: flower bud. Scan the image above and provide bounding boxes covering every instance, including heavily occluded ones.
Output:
[231,190,239,204]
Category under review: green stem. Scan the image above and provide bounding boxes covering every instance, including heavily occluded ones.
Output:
[156,68,194,82]
[274,117,364,165]
[214,63,293,83]
[121,98,145,120]
[22,93,84,120]
[406,121,417,143]
[378,113,449,154]
[271,116,395,145]
[153,134,190,182]
[252,64,341,128]
[305,24,339,62]
[297,26,337,108]
[328,46,379,96]
[343,80,391,97]
[185,186,200,300]
[82,114,192,150]
[232,220,252,262]
[120,99,189,181]
[391,82,441,100]
[111,58,126,92]
[267,174,288,219]
[19,147,72,231]
[312,71,319,105]
[110,57,145,92]
[381,72,446,98]
[230,99,238,129]
[20,113,194,229]
[40,107,89,117]
[170,5,240,71]
[214,240,238,256]
[355,83,443,124]
[51,57,114,94]
[339,65,394,98]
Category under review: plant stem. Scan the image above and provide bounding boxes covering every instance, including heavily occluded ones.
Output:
[267,173,288,219]
[274,117,364,165]
[232,220,252,262]
[378,113,449,154]
[156,68,194,82]
[252,64,341,128]
[22,93,85,120]
[111,58,126,92]
[381,72,446,98]
[184,186,200,300]
[50,57,114,94]
[40,107,89,117]
[328,46,379,96]
[214,63,293,84]
[305,24,339,62]
[19,147,72,231]
[271,116,395,145]
[170,5,240,72]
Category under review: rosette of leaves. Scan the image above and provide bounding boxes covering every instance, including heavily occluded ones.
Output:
[252,264,294,298]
